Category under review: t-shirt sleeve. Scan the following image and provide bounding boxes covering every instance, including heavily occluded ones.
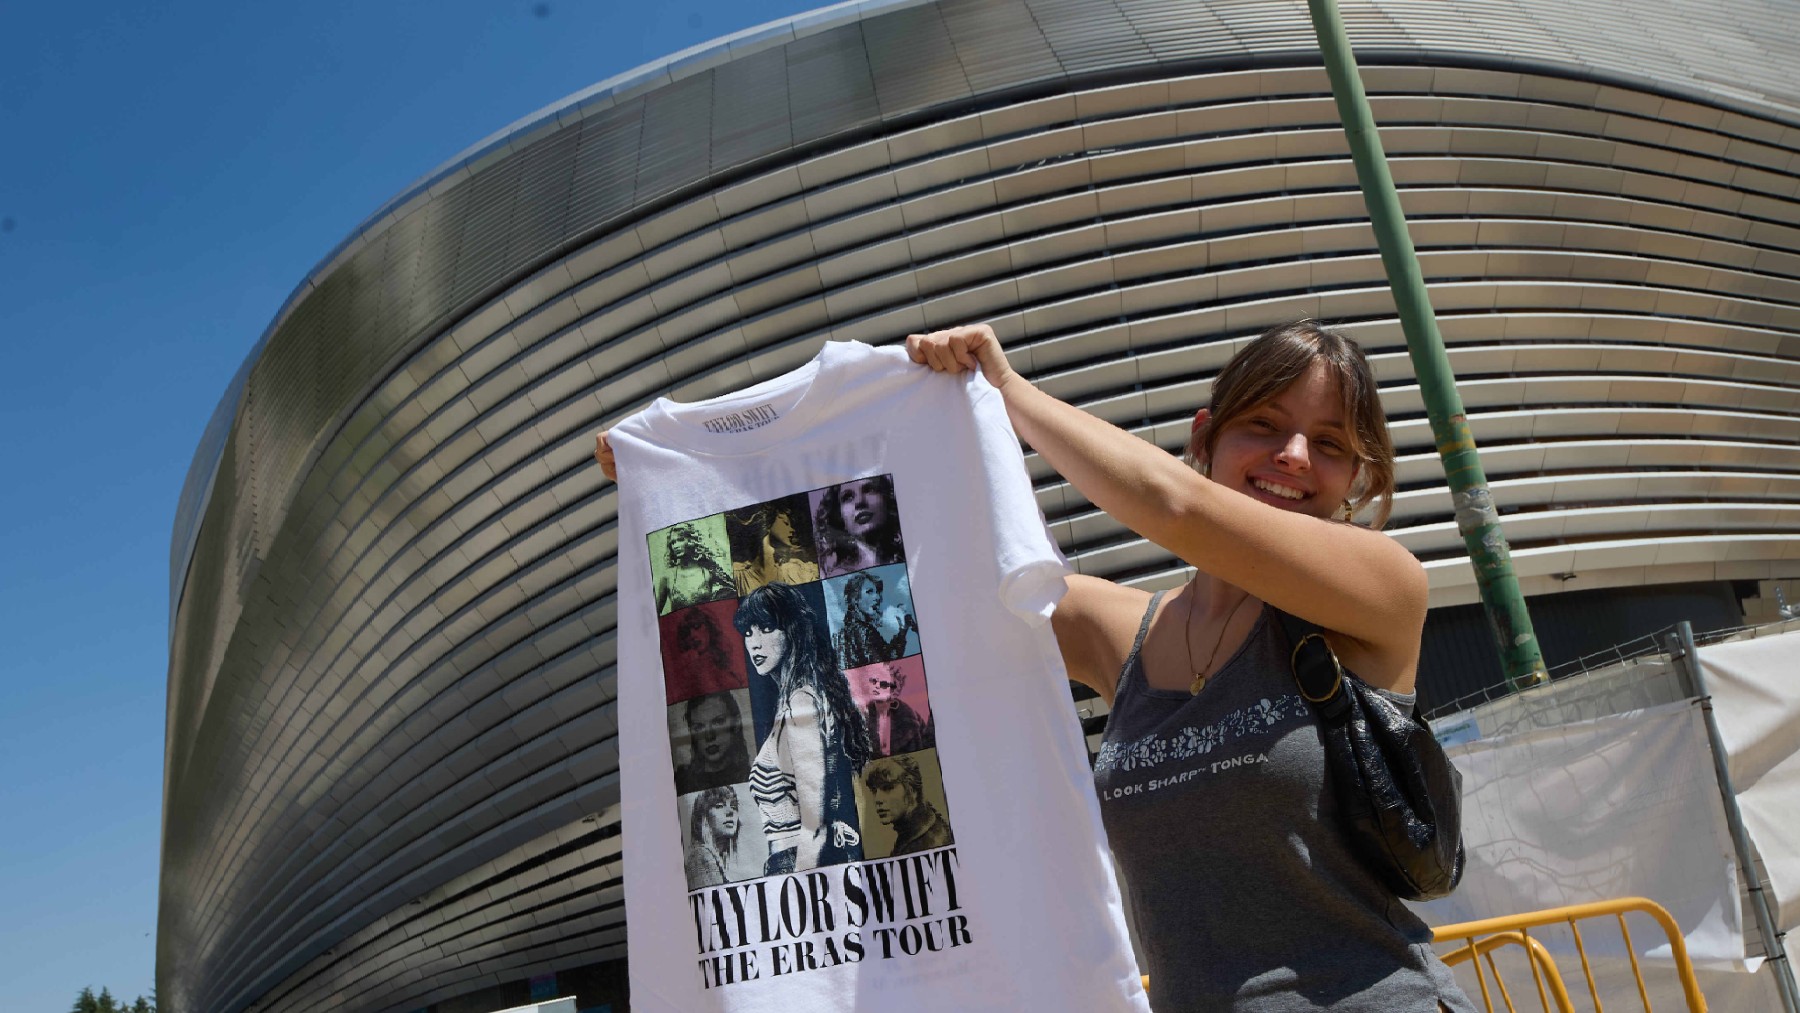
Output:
[968,377,1073,624]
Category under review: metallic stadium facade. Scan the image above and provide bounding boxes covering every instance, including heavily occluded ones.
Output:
[160,0,1800,1009]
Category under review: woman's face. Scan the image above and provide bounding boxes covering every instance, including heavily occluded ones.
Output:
[1205,359,1359,521]
[667,523,705,563]
[688,696,736,766]
[705,794,739,839]
[869,779,915,827]
[742,623,789,677]
[677,619,718,670]
[867,665,903,706]
[769,511,796,547]
[852,580,881,618]
[837,481,890,540]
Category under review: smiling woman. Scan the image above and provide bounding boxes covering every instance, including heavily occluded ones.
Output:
[1185,321,1396,528]
[906,320,1472,1012]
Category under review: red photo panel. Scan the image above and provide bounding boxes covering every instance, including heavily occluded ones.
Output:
[660,598,749,705]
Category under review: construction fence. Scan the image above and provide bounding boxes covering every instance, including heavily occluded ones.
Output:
[1414,621,1800,1011]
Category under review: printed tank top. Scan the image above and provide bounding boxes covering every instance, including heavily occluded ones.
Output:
[1095,591,1474,1012]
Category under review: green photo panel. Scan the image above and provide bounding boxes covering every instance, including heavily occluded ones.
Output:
[648,513,734,616]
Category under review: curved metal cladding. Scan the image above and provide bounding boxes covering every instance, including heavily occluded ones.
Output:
[160,0,1800,1010]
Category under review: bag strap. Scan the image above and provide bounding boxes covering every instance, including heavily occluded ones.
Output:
[1274,610,1354,725]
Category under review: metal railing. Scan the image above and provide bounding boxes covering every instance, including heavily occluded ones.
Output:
[1434,897,1708,1012]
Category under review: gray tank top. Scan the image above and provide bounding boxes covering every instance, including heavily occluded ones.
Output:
[1095,591,1475,1012]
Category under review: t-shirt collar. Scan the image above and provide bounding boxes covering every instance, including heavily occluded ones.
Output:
[634,340,853,455]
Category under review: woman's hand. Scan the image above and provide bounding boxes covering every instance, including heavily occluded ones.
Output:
[906,324,1019,393]
[593,430,617,481]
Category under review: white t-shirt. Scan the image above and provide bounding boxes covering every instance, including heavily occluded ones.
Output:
[610,340,1149,1013]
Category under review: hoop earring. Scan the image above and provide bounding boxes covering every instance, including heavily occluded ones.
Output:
[1339,500,1355,522]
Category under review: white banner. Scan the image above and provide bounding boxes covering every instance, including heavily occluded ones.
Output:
[1698,630,1800,933]
[1412,701,1753,972]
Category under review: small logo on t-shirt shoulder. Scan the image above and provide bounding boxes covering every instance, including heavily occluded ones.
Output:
[702,404,781,434]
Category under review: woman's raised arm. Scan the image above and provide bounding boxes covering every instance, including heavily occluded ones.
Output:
[907,324,1427,687]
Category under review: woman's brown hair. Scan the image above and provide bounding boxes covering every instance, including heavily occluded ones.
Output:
[1185,320,1397,528]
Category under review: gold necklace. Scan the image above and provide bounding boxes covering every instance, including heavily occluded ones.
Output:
[1185,576,1254,695]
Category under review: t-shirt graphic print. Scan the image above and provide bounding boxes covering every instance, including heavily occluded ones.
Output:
[653,475,952,895]
[608,339,1149,1013]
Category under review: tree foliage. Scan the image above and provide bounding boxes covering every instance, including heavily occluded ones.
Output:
[70,986,155,1013]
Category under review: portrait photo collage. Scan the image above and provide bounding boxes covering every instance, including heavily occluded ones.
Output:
[647,475,956,892]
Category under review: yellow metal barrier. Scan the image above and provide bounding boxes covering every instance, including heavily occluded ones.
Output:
[1433,897,1708,1012]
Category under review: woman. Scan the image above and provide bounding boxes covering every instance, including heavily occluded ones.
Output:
[664,606,741,702]
[833,571,917,670]
[734,582,872,875]
[684,786,753,887]
[594,319,1470,1009]
[814,475,904,576]
[655,520,736,614]
[862,755,954,857]
[672,692,751,795]
[906,320,1472,1012]
[732,501,819,594]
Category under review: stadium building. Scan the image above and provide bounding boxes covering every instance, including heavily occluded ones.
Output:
[160,0,1800,1009]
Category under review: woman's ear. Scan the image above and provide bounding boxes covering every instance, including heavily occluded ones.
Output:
[1189,408,1212,474]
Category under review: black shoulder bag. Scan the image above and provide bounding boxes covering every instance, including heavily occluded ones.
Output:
[1276,611,1465,902]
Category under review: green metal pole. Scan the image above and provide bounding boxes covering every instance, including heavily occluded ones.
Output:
[1305,0,1548,690]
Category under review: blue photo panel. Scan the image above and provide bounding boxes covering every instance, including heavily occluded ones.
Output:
[823,562,921,672]
[735,579,836,749]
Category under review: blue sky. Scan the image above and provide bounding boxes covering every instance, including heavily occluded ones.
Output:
[0,1,812,1007]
